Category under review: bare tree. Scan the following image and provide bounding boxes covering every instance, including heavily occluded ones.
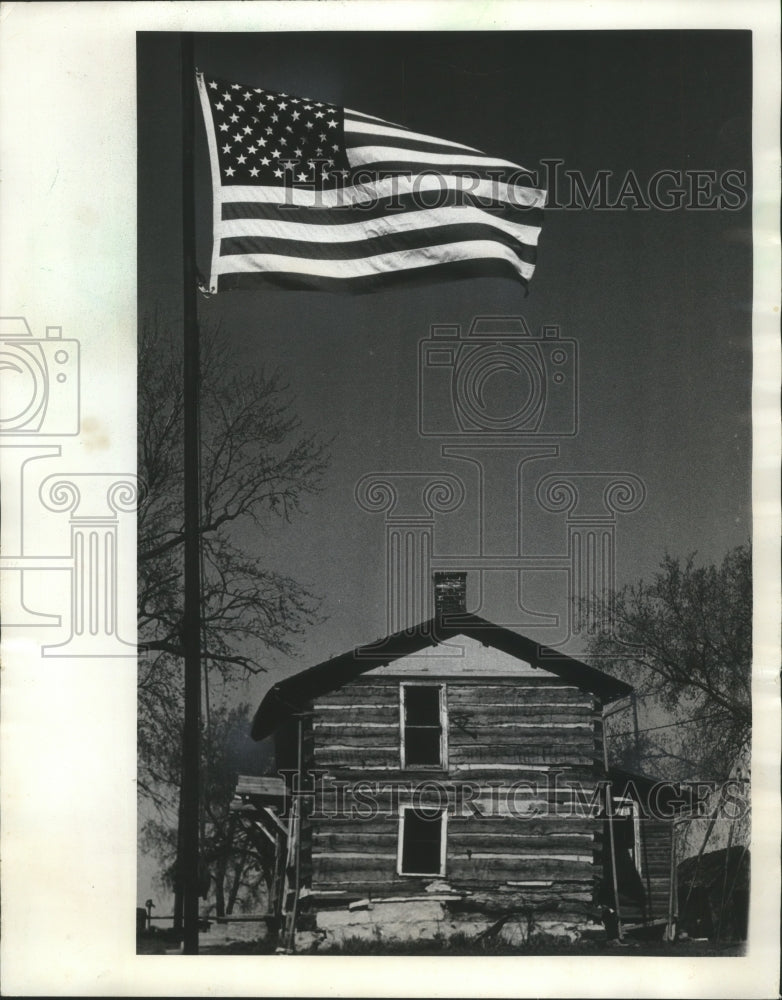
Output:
[137,314,329,910]
[585,544,751,779]
[139,318,328,654]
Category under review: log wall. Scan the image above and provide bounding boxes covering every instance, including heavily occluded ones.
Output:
[307,672,606,919]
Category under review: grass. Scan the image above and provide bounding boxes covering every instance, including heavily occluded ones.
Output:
[137,933,745,957]
[308,934,745,957]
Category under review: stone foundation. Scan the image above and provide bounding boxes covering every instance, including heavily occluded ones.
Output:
[202,917,271,945]
[300,897,595,950]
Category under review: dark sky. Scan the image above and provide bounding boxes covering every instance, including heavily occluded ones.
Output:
[137,29,752,719]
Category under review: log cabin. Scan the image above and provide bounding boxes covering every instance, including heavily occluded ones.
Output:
[239,573,678,949]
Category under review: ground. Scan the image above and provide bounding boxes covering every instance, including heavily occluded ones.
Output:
[137,934,745,957]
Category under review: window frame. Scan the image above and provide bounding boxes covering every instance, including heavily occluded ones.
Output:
[396,805,448,878]
[614,795,643,876]
[399,681,448,771]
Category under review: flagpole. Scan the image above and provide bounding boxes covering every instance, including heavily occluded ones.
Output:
[180,30,201,956]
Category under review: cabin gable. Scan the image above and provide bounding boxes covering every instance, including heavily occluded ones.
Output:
[365,633,542,677]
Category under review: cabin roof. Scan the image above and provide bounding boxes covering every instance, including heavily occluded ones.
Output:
[252,612,633,740]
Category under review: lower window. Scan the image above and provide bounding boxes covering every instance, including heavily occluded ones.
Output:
[397,807,447,876]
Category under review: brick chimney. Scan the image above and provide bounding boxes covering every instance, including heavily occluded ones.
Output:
[433,571,467,619]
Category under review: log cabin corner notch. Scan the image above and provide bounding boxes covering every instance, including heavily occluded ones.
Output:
[242,572,678,950]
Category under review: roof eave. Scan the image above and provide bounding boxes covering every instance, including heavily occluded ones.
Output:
[251,614,632,739]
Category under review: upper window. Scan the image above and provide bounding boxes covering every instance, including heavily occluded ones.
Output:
[400,683,446,769]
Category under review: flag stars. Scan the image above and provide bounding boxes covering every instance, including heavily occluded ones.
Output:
[208,79,345,190]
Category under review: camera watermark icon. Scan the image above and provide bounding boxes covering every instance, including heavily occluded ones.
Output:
[418,316,578,438]
[355,472,466,643]
[357,315,646,651]
[0,315,137,656]
[0,317,80,435]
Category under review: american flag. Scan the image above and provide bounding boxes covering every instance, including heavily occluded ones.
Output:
[197,73,546,294]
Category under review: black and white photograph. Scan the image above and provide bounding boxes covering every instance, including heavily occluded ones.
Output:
[137,24,754,955]
[1,2,780,997]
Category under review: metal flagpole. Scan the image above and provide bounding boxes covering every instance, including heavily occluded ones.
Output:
[180,30,202,956]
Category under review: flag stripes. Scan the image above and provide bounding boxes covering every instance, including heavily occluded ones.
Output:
[214,255,533,295]
[197,73,546,294]
[216,211,540,251]
[219,225,538,267]
[220,193,544,229]
[219,176,544,211]
[344,118,482,154]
